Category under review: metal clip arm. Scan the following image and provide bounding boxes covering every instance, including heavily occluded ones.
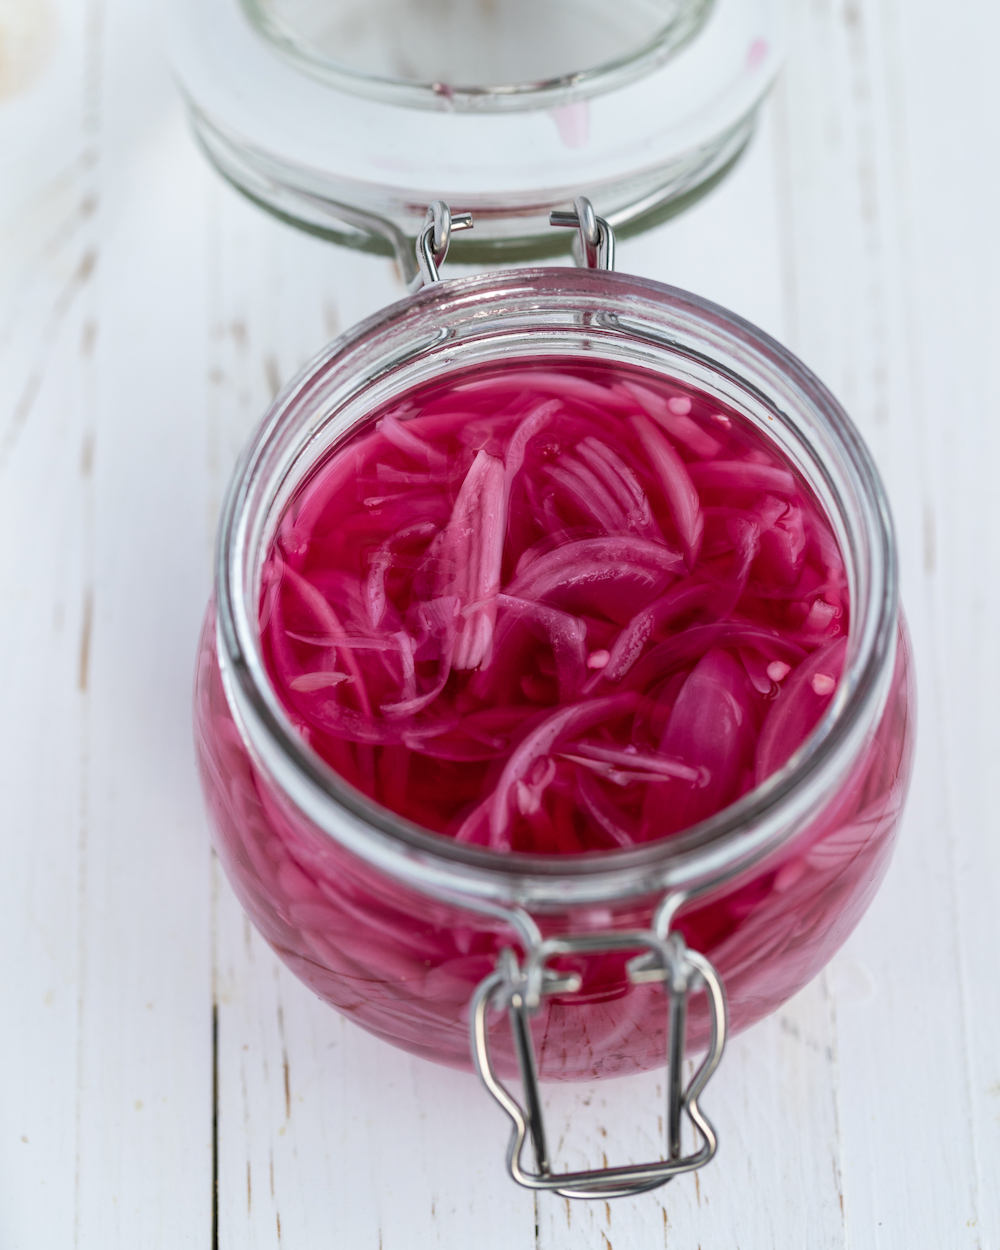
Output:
[414,199,474,289]
[470,927,727,1200]
[412,194,613,291]
[550,195,616,271]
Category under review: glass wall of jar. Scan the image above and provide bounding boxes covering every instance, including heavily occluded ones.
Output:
[195,268,914,1080]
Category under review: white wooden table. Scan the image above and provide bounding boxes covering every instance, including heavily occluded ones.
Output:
[2,0,998,1245]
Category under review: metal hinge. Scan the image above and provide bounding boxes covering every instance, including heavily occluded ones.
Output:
[469,915,727,1200]
[413,194,616,290]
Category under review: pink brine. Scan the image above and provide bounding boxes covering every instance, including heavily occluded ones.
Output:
[260,357,850,851]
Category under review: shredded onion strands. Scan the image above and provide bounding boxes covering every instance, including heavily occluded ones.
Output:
[261,358,849,853]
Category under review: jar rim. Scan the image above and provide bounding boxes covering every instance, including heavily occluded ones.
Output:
[239,0,714,113]
[215,267,899,910]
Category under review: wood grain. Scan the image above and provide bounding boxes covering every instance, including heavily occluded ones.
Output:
[1,0,997,1244]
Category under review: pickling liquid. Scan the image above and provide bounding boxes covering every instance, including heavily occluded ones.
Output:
[260,357,849,853]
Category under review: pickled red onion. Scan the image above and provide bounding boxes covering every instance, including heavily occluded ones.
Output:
[261,358,849,852]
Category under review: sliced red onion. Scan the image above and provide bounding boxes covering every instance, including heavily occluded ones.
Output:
[624,622,807,692]
[281,566,373,716]
[288,672,353,692]
[432,449,506,670]
[574,769,639,847]
[620,379,722,459]
[379,413,449,470]
[546,461,628,533]
[755,638,848,781]
[642,649,755,834]
[489,692,641,847]
[260,358,849,853]
[629,414,704,567]
[504,399,560,482]
[689,460,797,496]
[562,740,704,785]
[496,594,587,702]
[508,535,684,596]
[576,436,655,533]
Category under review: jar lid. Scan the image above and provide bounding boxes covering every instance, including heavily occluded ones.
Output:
[168,0,784,267]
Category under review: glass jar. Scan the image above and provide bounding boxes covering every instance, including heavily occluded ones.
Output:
[195,257,913,1194]
[168,0,784,270]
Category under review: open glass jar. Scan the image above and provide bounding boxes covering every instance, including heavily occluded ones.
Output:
[195,213,914,1197]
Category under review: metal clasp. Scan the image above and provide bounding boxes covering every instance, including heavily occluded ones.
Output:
[414,199,475,288]
[470,914,727,1200]
[412,195,616,291]
[550,195,616,271]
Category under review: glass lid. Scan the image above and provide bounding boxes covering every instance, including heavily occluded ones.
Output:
[241,0,713,112]
[168,0,785,264]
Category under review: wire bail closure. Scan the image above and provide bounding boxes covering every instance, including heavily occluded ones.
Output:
[549,195,616,271]
[413,195,616,290]
[415,199,474,287]
[469,905,727,1200]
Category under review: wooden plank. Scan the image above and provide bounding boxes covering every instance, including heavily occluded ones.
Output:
[0,233,92,1250]
[877,0,1000,1238]
[534,977,848,1249]
[772,0,997,1244]
[69,3,217,1237]
[617,101,790,341]
[0,1,100,1245]
[215,876,539,1249]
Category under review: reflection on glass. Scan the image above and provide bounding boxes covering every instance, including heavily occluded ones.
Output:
[245,0,713,106]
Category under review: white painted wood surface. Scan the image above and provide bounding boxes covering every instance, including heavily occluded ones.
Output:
[1,0,997,1245]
